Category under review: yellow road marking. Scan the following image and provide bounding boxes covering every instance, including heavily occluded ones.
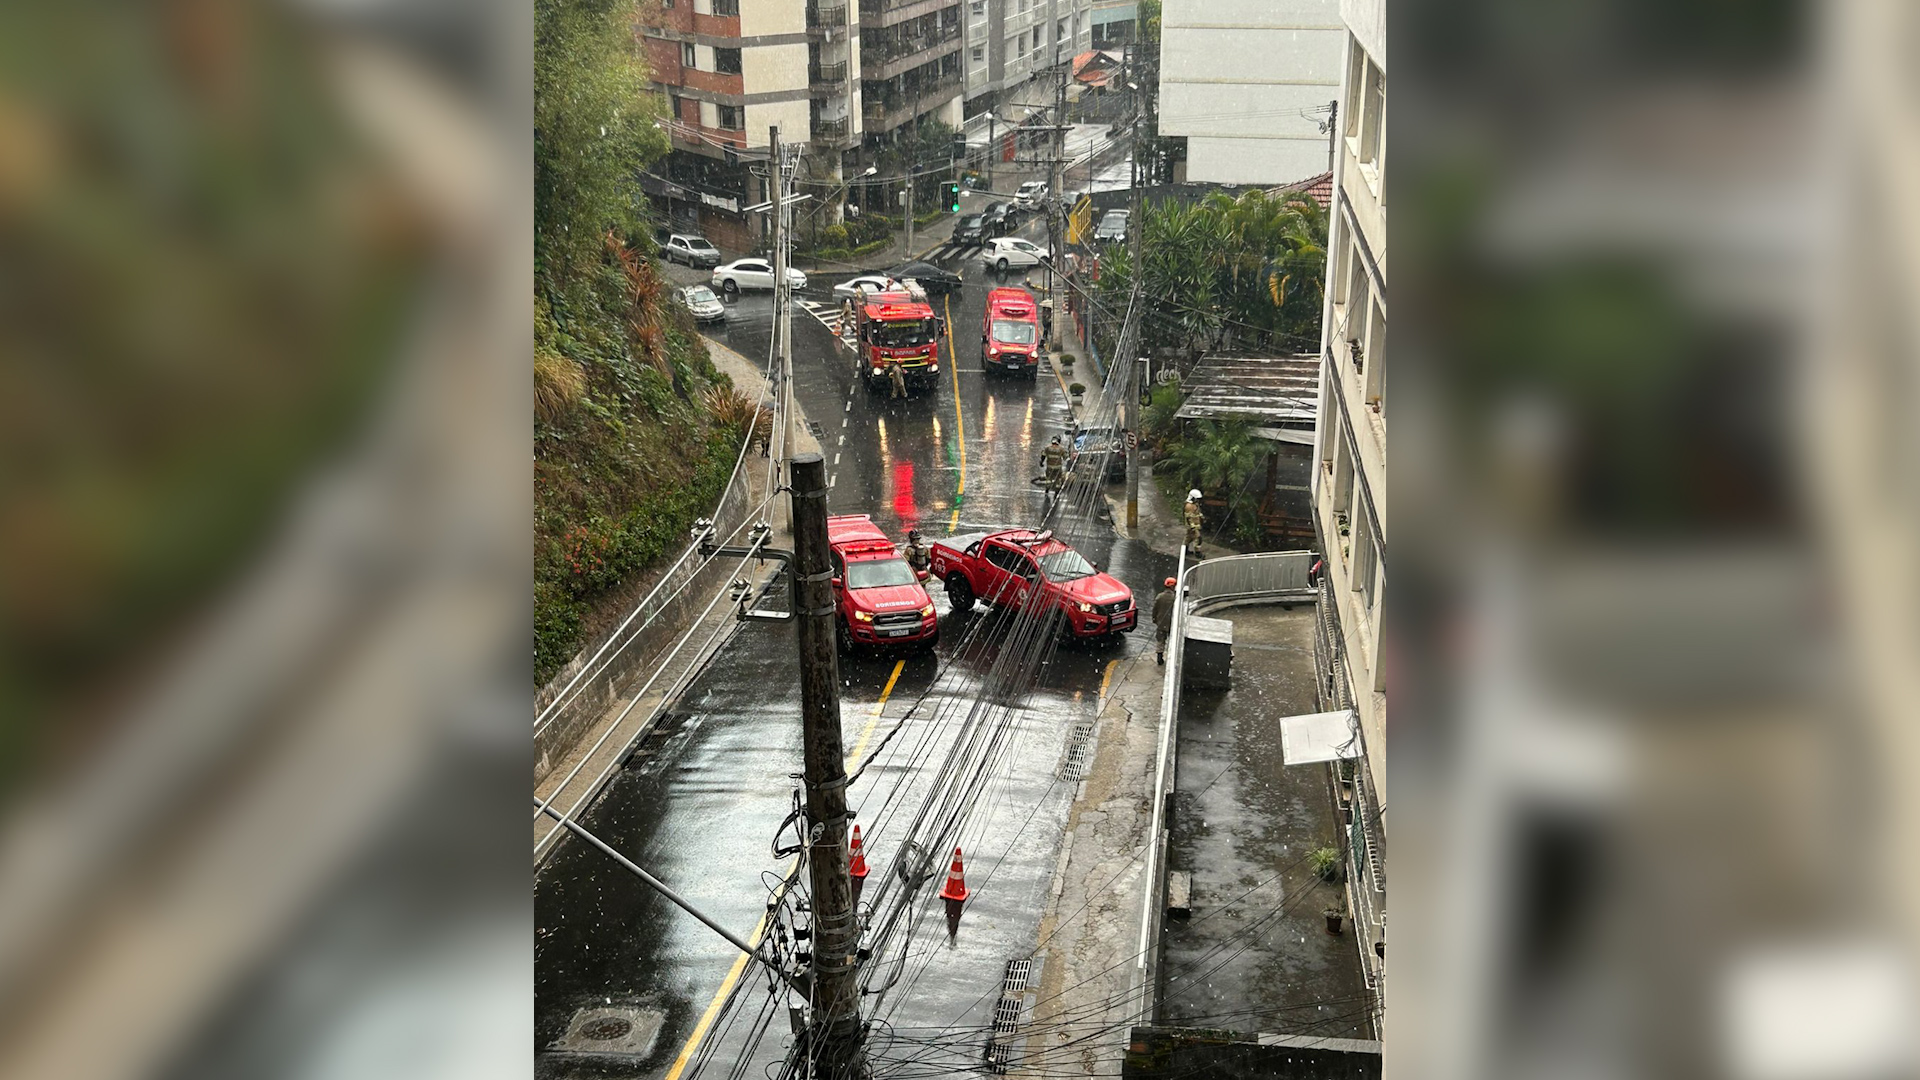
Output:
[663,658,907,1079]
[946,294,965,533]
[1098,657,1118,708]
[846,659,906,769]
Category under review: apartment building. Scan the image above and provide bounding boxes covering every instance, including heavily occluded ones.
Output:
[638,0,861,245]
[858,0,966,139]
[959,0,1092,118]
[1310,0,1384,1023]
[1157,0,1345,184]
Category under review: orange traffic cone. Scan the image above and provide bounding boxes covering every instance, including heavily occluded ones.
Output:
[938,846,969,902]
[939,847,968,938]
[849,825,870,905]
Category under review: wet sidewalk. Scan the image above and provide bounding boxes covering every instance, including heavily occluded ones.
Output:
[1161,604,1372,1040]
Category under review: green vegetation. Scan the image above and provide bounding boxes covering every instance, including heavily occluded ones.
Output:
[535,0,750,684]
[1310,846,1344,883]
[1159,417,1269,546]
[0,1,420,783]
[1096,190,1326,362]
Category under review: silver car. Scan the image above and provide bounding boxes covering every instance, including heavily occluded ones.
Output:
[1094,209,1129,244]
[664,233,722,268]
[677,284,726,323]
[711,258,808,294]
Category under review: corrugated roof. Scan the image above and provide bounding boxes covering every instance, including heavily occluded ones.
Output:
[1173,355,1321,435]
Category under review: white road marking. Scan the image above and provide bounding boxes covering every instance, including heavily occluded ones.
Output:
[829,473,838,488]
[845,400,852,411]
[838,435,846,446]
[842,417,848,427]
[833,453,840,466]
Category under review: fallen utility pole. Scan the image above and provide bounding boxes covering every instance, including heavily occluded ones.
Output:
[534,797,804,992]
[790,452,867,1079]
[1124,57,1146,531]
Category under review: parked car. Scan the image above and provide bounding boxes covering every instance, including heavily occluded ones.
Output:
[664,233,722,268]
[711,258,807,294]
[677,284,727,324]
[980,201,1016,237]
[928,528,1136,639]
[1093,209,1129,244]
[979,237,1047,274]
[832,274,900,304]
[1013,180,1049,211]
[1069,423,1129,483]
[888,260,964,298]
[952,213,988,245]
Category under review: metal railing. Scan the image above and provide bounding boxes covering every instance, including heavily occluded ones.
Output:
[1186,551,1316,613]
[809,61,847,84]
[807,3,846,26]
[812,116,849,141]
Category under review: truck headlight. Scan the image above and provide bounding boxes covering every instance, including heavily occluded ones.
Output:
[872,367,884,377]
[1076,602,1093,613]
[920,604,935,618]
[854,610,873,622]
[929,363,939,373]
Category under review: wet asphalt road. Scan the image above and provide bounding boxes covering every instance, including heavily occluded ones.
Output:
[535,235,1177,1078]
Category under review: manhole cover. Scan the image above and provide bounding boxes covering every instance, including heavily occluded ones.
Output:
[581,1017,632,1040]
[550,1005,665,1057]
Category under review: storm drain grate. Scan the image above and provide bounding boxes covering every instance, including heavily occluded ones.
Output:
[1058,722,1096,781]
[808,421,825,438]
[1003,958,1032,993]
[984,957,1032,1073]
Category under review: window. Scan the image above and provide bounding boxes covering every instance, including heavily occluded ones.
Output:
[717,104,744,129]
[846,559,918,589]
[1016,32,1025,53]
[1343,39,1364,138]
[715,47,742,74]
[713,0,739,13]
[972,45,984,62]
[1364,307,1385,409]
[1360,60,1383,166]
[1036,549,1094,582]
[1350,500,1377,615]
[1057,18,1067,42]
[971,0,985,12]
[683,41,697,69]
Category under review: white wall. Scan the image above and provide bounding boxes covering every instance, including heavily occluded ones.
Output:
[1158,0,1343,185]
[1339,0,1384,72]
[741,0,804,37]
[743,42,808,97]
[744,100,813,148]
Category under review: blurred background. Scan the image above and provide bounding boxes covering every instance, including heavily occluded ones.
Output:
[0,0,525,1077]
[1396,0,1920,1078]
[1,0,1917,1078]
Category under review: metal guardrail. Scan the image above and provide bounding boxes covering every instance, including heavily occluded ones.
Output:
[1186,551,1316,612]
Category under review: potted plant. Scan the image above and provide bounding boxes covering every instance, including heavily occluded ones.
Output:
[1308,846,1343,883]
[1323,906,1345,935]
[1069,382,1086,400]
[1059,353,1075,373]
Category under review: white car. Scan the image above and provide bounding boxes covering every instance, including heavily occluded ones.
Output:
[711,258,808,294]
[1013,180,1048,211]
[676,284,726,323]
[979,237,1047,274]
[831,275,900,304]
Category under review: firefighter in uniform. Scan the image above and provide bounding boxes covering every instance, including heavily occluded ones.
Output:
[904,530,931,576]
[888,360,907,400]
[1184,489,1205,554]
[1153,577,1177,665]
[1042,435,1067,490]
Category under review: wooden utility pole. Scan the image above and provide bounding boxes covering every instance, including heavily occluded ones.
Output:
[789,452,865,1079]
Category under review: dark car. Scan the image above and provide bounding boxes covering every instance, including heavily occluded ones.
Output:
[980,201,1015,237]
[952,213,988,245]
[889,260,964,298]
[1070,425,1130,484]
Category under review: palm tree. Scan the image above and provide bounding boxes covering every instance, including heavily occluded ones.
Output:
[1163,418,1265,537]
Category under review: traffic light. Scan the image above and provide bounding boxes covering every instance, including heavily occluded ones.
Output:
[941,182,961,213]
[951,134,967,161]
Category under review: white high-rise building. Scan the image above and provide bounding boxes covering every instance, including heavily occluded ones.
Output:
[1157,0,1347,184]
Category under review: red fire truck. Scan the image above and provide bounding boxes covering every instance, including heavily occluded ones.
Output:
[846,286,944,395]
[827,514,939,652]
[980,286,1041,377]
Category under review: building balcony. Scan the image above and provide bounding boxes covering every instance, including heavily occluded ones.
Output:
[812,116,854,145]
[864,30,961,80]
[806,4,847,30]
[808,61,848,89]
[858,0,959,30]
[861,73,961,129]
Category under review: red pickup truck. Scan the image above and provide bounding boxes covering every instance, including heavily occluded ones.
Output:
[927,528,1136,639]
[828,514,938,652]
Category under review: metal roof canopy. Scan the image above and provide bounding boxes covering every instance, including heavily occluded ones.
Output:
[1173,355,1321,433]
[1279,709,1362,765]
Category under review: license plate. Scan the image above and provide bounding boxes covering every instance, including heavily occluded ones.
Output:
[884,629,911,638]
